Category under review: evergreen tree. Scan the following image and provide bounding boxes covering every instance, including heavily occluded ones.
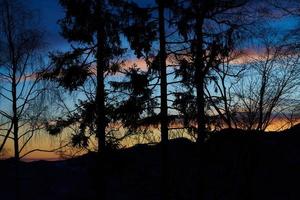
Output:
[44,0,126,153]
[111,1,179,198]
[173,0,248,143]
[43,1,128,199]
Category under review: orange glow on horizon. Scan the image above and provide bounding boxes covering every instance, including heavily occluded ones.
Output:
[1,118,299,162]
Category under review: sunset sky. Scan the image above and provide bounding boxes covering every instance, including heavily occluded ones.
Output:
[1,0,300,161]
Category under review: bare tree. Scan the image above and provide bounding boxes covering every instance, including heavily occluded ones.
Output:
[205,51,245,130]
[0,0,48,160]
[233,29,300,131]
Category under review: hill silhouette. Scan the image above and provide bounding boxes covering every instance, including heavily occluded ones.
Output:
[1,127,300,200]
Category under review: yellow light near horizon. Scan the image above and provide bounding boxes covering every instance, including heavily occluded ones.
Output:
[1,118,299,161]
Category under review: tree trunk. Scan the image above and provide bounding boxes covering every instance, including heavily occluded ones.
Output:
[5,0,20,160]
[12,115,19,160]
[222,76,232,129]
[96,22,107,200]
[258,74,267,131]
[158,0,169,199]
[196,73,206,143]
[12,68,19,160]
[195,17,206,144]
[96,26,106,154]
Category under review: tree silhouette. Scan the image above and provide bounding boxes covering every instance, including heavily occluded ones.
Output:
[44,0,127,153]
[233,28,300,131]
[112,1,182,198]
[173,0,249,143]
[0,0,48,160]
[43,1,130,199]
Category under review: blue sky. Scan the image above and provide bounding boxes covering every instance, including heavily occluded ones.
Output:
[0,0,299,160]
[28,0,67,51]
[27,0,156,53]
[26,0,299,52]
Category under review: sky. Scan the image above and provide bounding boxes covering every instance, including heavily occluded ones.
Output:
[28,0,67,51]
[1,0,299,161]
[27,0,156,52]
[26,0,300,53]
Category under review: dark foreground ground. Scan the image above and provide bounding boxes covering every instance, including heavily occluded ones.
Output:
[1,126,300,200]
